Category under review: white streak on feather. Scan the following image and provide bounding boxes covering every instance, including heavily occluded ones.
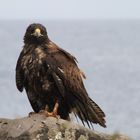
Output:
[58,67,64,74]
[56,75,61,81]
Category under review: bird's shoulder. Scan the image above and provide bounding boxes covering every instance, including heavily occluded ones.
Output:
[45,41,86,79]
[46,41,77,64]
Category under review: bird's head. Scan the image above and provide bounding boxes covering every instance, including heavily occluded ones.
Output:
[24,23,49,44]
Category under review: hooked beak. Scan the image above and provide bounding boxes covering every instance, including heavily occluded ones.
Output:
[32,28,43,37]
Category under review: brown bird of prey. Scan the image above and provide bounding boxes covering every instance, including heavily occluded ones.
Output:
[16,23,106,128]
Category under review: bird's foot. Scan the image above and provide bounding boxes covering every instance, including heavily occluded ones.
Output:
[38,99,60,119]
[49,111,60,119]
[28,111,37,117]
[39,110,60,119]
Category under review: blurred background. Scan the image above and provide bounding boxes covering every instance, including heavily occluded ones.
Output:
[0,0,140,139]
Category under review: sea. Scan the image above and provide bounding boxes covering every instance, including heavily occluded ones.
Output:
[0,19,139,140]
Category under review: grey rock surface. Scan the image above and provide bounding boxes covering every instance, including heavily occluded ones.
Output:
[0,114,132,140]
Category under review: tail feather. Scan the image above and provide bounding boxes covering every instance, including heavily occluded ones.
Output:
[72,100,93,128]
[72,97,106,128]
[88,98,106,127]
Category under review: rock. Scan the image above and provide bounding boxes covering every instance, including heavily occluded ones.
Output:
[0,114,132,140]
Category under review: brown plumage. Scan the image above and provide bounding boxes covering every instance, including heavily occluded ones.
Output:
[15,23,106,128]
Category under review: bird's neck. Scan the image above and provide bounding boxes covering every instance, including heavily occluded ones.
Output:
[24,36,50,45]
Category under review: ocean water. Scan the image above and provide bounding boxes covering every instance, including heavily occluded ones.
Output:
[0,20,139,139]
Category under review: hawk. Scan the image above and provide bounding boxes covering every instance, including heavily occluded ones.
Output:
[16,23,106,128]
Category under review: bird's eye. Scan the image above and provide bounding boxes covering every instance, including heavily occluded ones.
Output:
[30,28,35,34]
[41,29,47,35]
[41,30,45,34]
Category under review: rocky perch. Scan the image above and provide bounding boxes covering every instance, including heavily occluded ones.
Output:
[0,114,132,140]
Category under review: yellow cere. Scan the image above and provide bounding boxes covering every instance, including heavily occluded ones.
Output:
[35,28,41,33]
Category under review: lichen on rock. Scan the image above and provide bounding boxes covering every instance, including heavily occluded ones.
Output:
[0,114,132,140]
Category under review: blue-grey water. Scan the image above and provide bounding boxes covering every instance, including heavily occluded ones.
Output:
[0,20,139,140]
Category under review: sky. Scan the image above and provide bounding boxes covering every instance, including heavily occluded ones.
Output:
[0,0,140,20]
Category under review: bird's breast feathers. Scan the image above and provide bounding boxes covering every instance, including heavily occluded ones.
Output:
[35,47,46,60]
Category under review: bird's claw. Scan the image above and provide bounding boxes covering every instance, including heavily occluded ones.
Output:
[39,110,60,119]
[28,112,36,117]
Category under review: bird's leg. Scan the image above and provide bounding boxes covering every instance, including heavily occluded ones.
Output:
[52,100,59,116]
[28,100,59,118]
[41,100,59,118]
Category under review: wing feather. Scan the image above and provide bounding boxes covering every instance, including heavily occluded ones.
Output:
[44,46,106,127]
[15,51,25,92]
[52,72,65,98]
